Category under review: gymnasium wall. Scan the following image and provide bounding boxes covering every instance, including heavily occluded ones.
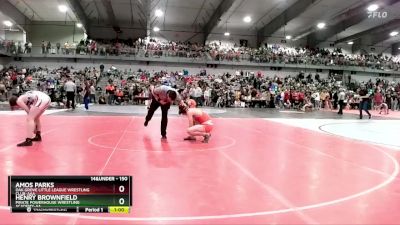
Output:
[151,25,204,44]
[28,22,85,49]
[90,24,255,47]
[4,30,24,43]
[207,32,257,48]
[0,57,12,71]
[90,25,146,40]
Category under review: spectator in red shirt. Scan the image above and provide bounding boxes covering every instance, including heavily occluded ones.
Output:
[105,83,115,105]
[298,91,305,103]
[115,88,124,105]
[373,88,383,109]
[283,90,291,108]
[291,90,300,109]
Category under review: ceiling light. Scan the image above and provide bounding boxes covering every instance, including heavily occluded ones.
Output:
[58,5,68,13]
[155,9,163,17]
[390,31,399,36]
[367,4,379,12]
[153,27,160,32]
[317,22,326,29]
[285,35,292,40]
[347,41,354,45]
[243,16,252,23]
[3,20,12,27]
[76,23,83,28]
[224,32,230,36]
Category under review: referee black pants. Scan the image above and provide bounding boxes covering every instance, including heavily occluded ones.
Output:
[338,100,344,114]
[66,92,75,109]
[145,97,170,137]
[359,101,371,119]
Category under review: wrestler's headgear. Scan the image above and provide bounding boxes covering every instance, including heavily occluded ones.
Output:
[187,99,197,108]
[9,96,18,108]
[178,103,189,115]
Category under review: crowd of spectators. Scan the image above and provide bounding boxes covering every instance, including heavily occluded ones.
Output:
[1,66,400,113]
[3,64,398,114]
[207,41,400,71]
[0,39,32,54]
[1,63,400,113]
[1,38,206,59]
[26,67,400,113]
[2,37,399,71]
[0,65,100,106]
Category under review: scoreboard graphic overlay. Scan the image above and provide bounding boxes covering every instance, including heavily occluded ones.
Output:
[8,176,132,213]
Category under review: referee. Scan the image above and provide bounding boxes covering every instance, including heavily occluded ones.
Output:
[337,88,346,115]
[64,77,76,110]
[358,85,371,119]
[144,85,183,139]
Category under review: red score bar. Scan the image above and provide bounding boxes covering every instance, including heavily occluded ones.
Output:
[33,183,129,195]
[33,183,117,195]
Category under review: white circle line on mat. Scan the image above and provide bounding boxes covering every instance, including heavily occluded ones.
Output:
[0,144,397,221]
[87,131,237,152]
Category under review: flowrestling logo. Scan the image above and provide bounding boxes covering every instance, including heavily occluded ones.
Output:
[368,11,388,19]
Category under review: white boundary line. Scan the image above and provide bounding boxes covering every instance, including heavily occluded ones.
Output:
[265,118,400,150]
[98,117,135,175]
[218,150,318,224]
[72,116,134,225]
[279,111,305,114]
[87,131,237,152]
[318,122,400,149]
[0,128,59,153]
[0,148,396,222]
[0,124,398,221]
[0,109,67,116]
[244,120,393,177]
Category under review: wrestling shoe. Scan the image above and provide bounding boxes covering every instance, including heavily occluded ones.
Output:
[202,134,211,143]
[32,132,42,142]
[184,136,196,141]
[144,120,149,127]
[17,138,33,147]
[161,135,167,140]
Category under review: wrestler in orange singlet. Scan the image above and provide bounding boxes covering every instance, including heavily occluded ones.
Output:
[179,99,213,143]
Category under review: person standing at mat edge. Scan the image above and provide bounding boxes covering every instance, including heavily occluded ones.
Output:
[144,85,184,139]
[358,86,371,119]
[9,91,51,147]
[64,77,76,110]
[83,81,91,110]
[337,88,346,115]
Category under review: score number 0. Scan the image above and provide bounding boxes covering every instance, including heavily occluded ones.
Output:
[117,176,129,205]
[118,185,125,205]
[118,185,126,205]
